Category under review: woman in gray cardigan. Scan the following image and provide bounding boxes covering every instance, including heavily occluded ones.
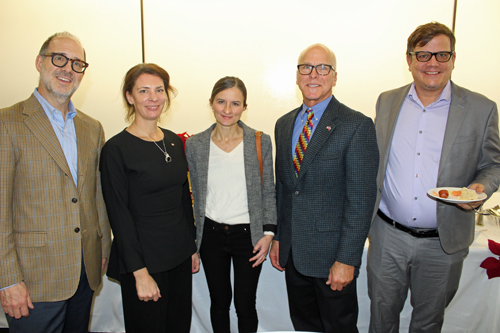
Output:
[185,77,277,333]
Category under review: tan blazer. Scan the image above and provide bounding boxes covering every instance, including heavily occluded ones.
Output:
[0,94,111,302]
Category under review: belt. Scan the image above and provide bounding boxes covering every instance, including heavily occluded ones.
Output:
[377,210,439,238]
[204,217,250,231]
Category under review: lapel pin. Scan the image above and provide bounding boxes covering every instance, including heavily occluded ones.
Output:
[171,143,175,146]
[326,126,331,131]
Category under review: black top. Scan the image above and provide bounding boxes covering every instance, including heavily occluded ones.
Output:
[100,128,196,280]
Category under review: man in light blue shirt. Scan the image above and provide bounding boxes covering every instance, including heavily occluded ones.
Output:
[368,22,500,333]
[272,43,379,332]
[0,32,111,333]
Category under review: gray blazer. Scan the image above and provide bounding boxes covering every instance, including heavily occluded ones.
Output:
[275,96,379,278]
[374,81,500,254]
[185,121,277,251]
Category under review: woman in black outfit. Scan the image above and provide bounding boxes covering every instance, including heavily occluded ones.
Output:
[100,63,198,333]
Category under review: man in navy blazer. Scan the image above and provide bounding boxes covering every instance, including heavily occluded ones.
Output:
[270,44,379,332]
[367,22,500,333]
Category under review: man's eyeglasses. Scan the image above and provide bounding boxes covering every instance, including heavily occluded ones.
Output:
[408,51,454,63]
[297,64,335,76]
[42,53,89,73]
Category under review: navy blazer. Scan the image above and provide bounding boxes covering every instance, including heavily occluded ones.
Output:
[275,95,379,278]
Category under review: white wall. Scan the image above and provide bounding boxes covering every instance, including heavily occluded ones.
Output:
[143,0,456,136]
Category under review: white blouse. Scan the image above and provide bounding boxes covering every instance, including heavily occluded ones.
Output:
[205,140,250,225]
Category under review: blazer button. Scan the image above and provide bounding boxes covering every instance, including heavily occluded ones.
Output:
[71,198,78,203]
[74,227,80,233]
[295,191,299,195]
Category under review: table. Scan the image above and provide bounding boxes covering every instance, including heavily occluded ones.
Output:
[2,216,500,332]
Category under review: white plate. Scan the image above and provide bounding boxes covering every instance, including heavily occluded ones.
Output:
[427,187,487,204]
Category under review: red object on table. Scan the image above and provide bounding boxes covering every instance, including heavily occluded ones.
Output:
[480,239,500,279]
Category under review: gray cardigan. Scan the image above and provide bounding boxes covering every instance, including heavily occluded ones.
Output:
[185,121,277,251]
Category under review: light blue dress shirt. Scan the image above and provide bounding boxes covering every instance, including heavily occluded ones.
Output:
[291,95,333,156]
[34,88,78,185]
[379,81,452,228]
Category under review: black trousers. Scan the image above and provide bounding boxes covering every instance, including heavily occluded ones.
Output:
[285,253,359,333]
[200,218,263,333]
[120,256,193,333]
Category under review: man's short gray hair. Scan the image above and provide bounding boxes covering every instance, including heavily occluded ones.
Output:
[39,31,86,61]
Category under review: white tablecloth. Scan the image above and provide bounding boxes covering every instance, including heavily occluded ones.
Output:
[2,216,500,332]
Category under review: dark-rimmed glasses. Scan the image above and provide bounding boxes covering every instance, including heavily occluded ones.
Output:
[42,53,89,73]
[408,51,454,63]
[297,64,335,76]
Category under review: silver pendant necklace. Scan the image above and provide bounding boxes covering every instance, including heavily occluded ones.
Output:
[134,123,172,163]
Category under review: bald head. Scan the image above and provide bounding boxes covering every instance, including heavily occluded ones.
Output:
[298,43,336,70]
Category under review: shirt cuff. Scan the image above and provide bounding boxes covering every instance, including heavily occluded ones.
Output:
[0,282,19,291]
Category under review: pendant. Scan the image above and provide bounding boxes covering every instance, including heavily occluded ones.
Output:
[165,152,172,163]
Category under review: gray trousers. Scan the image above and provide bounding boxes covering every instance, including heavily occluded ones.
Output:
[367,215,468,333]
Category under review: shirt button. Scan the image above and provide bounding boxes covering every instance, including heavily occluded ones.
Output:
[74,227,80,233]
[413,218,417,221]
[415,174,419,177]
[419,131,423,134]
[414,197,418,200]
[417,152,420,156]
[71,198,78,203]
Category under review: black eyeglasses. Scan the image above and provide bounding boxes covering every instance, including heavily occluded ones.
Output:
[42,53,89,73]
[408,51,454,63]
[297,64,335,76]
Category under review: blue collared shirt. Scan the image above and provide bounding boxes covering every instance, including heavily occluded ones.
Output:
[34,88,78,185]
[291,95,333,156]
[379,81,452,228]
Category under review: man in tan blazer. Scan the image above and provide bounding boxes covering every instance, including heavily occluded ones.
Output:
[0,32,111,333]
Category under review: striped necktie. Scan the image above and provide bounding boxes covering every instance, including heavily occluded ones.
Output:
[293,108,314,177]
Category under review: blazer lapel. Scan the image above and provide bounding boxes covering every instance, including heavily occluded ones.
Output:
[378,85,409,169]
[282,108,301,184]
[75,113,90,191]
[241,122,257,194]
[23,95,74,184]
[198,125,213,212]
[438,83,468,179]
